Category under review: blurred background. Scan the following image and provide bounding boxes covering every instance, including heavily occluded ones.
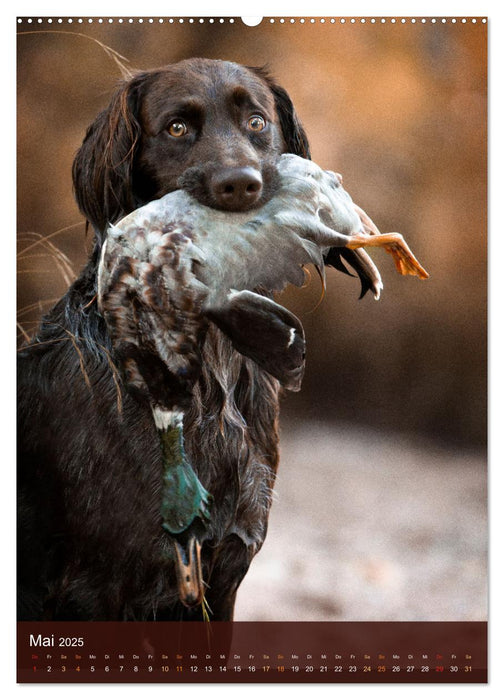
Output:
[17,16,487,621]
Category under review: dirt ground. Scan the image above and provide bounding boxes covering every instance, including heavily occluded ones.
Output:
[235,421,487,622]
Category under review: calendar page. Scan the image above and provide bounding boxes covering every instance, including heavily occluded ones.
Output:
[16,13,487,684]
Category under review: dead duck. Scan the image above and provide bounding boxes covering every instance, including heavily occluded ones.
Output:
[97,153,428,609]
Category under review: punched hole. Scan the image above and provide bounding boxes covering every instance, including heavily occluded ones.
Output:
[241,16,263,26]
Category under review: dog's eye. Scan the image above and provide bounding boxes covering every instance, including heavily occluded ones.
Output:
[167,120,188,138]
[247,115,266,132]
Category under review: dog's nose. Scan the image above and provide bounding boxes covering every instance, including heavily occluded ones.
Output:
[212,167,263,211]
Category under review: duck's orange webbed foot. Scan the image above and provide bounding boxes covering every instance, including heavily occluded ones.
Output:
[347,232,429,280]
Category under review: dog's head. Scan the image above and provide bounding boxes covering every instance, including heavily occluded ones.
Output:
[72,58,310,240]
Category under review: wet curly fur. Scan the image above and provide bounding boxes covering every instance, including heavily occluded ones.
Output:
[17,58,310,621]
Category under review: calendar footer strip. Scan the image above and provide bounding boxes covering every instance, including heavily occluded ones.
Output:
[17,620,487,683]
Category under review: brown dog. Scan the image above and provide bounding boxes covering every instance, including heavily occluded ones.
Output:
[18,59,311,621]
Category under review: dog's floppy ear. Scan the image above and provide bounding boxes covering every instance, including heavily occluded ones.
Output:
[72,73,149,241]
[268,82,311,159]
[249,67,311,159]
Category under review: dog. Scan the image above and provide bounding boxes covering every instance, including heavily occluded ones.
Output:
[17,58,311,621]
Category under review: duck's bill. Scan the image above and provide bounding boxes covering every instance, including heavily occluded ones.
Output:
[173,534,205,608]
